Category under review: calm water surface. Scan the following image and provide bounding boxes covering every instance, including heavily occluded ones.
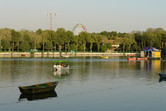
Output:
[0,56,166,111]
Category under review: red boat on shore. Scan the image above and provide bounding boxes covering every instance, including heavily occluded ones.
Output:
[127,57,136,60]
[137,57,148,60]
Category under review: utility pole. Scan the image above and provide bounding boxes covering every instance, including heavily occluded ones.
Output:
[47,13,56,30]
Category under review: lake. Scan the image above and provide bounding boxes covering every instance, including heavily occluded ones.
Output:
[0,56,166,111]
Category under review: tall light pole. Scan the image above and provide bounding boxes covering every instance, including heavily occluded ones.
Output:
[47,13,56,30]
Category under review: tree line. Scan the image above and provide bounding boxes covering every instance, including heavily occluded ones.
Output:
[0,27,166,53]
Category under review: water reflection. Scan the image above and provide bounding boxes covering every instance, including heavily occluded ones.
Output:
[53,69,69,77]
[19,90,57,101]
[0,57,166,111]
[0,58,163,84]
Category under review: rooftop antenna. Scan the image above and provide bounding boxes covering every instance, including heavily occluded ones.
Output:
[47,13,56,30]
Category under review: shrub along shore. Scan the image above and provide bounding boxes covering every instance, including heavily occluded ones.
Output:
[0,52,139,58]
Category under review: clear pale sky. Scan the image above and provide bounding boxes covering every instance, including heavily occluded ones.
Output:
[0,0,166,33]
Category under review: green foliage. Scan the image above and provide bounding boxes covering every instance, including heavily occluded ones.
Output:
[93,34,102,52]
[1,39,10,51]
[106,43,112,49]
[69,44,75,50]
[78,32,91,52]
[20,41,30,52]
[45,41,53,51]
[11,30,21,42]
[101,44,107,52]
[0,27,166,52]
[36,29,43,35]
[78,44,84,51]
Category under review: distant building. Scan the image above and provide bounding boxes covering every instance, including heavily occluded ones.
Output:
[141,47,161,59]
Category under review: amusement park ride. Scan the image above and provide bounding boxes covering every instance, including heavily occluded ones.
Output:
[73,24,86,35]
[46,12,87,34]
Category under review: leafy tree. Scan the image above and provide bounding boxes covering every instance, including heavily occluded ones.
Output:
[11,30,21,52]
[40,31,49,52]
[79,32,91,52]
[78,44,84,52]
[45,41,53,51]
[161,32,166,48]
[20,41,30,52]
[89,34,95,52]
[93,34,102,52]
[106,43,112,49]
[73,35,79,52]
[56,28,66,54]
[66,30,74,52]
[101,44,107,52]
[143,31,156,47]
[36,29,43,35]
[1,39,10,51]
[69,44,75,50]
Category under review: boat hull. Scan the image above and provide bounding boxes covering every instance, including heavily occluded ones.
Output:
[159,73,166,78]
[127,57,136,60]
[100,56,109,59]
[53,65,69,71]
[19,81,58,94]
[137,57,148,60]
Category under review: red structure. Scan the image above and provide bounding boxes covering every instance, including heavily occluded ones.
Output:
[47,13,56,30]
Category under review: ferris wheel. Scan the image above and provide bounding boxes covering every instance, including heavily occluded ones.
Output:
[73,24,86,36]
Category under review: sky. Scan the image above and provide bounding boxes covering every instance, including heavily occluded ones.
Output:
[0,0,166,33]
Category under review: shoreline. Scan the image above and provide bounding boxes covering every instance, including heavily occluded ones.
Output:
[0,52,139,58]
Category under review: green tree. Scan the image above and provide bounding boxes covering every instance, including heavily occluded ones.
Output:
[56,28,66,54]
[45,41,53,51]
[40,31,49,52]
[94,34,102,52]
[101,44,107,52]
[66,30,74,52]
[20,41,30,52]
[79,32,91,52]
[0,28,12,51]
[134,31,144,50]
[11,30,21,52]
[89,34,95,52]
[73,35,79,52]
[1,39,10,51]
[36,29,43,35]
[106,43,112,49]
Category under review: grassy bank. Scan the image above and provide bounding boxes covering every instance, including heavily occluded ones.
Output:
[0,52,139,58]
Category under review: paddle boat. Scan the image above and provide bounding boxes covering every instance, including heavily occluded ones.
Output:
[53,60,70,72]
[100,56,109,59]
[53,64,69,72]
[137,57,148,60]
[127,57,136,60]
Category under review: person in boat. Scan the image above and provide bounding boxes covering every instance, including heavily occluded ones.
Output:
[64,64,68,67]
[54,68,58,71]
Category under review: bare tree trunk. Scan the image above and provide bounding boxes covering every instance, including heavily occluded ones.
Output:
[97,44,100,52]
[12,42,14,52]
[59,45,62,55]
[83,43,86,52]
[68,43,70,52]
[42,43,45,53]
[90,43,93,52]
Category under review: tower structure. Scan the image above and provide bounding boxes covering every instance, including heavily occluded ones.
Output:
[47,13,56,30]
